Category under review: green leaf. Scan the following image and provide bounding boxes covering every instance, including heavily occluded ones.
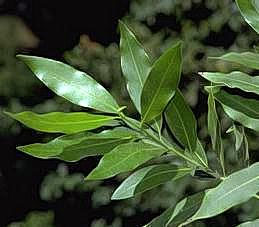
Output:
[236,0,259,34]
[150,115,163,139]
[111,164,191,200]
[119,21,151,112]
[221,103,259,132]
[200,71,259,95]
[165,90,197,152]
[210,52,259,70]
[17,55,119,113]
[230,124,250,168]
[214,90,259,119]
[237,219,259,227]
[17,127,137,161]
[141,42,183,123]
[5,111,118,134]
[144,191,205,227]
[188,162,259,223]
[86,141,166,180]
[184,140,208,168]
[207,88,225,175]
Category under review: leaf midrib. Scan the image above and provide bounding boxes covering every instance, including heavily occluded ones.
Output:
[142,53,177,122]
[93,145,164,177]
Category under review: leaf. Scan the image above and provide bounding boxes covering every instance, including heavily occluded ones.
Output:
[237,219,259,227]
[200,71,259,96]
[111,164,191,200]
[213,90,259,119]
[17,55,119,113]
[221,103,259,132]
[188,162,259,223]
[207,88,225,175]
[151,115,163,139]
[17,127,138,161]
[144,191,205,227]
[165,89,197,152]
[141,42,183,123]
[210,52,259,70]
[5,111,118,134]
[184,140,208,168]
[86,141,166,180]
[236,0,259,34]
[230,124,250,168]
[119,21,151,112]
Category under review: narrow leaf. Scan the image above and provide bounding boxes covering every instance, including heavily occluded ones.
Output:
[5,111,118,134]
[86,142,166,180]
[189,162,259,222]
[17,127,137,161]
[111,164,191,200]
[165,90,197,152]
[214,90,259,119]
[141,42,183,123]
[221,103,259,132]
[17,55,119,113]
[237,219,259,227]
[210,52,259,70]
[119,21,151,112]
[236,0,259,34]
[144,192,205,227]
[200,71,259,95]
[231,124,250,168]
[207,88,225,175]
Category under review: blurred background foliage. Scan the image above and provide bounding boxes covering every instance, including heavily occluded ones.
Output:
[1,0,259,226]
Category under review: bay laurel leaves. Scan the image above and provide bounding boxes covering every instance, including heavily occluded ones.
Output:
[119,21,151,113]
[17,55,119,113]
[144,191,205,227]
[200,71,259,95]
[236,0,259,34]
[214,90,259,119]
[210,52,259,70]
[141,41,183,123]
[111,164,191,200]
[5,111,118,134]
[86,141,167,180]
[146,162,259,226]
[165,90,197,152]
[207,88,224,173]
[189,162,259,222]
[17,127,138,161]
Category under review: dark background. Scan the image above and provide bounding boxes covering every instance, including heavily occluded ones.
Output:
[1,0,259,226]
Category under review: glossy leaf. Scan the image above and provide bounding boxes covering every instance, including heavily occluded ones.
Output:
[188,162,259,222]
[144,192,205,227]
[200,71,259,95]
[141,42,183,123]
[214,90,259,119]
[165,90,197,152]
[119,21,151,112]
[111,164,191,200]
[210,52,259,70]
[236,0,259,34]
[237,219,259,227]
[17,55,119,113]
[5,111,118,134]
[86,142,166,180]
[207,88,225,174]
[17,127,138,161]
